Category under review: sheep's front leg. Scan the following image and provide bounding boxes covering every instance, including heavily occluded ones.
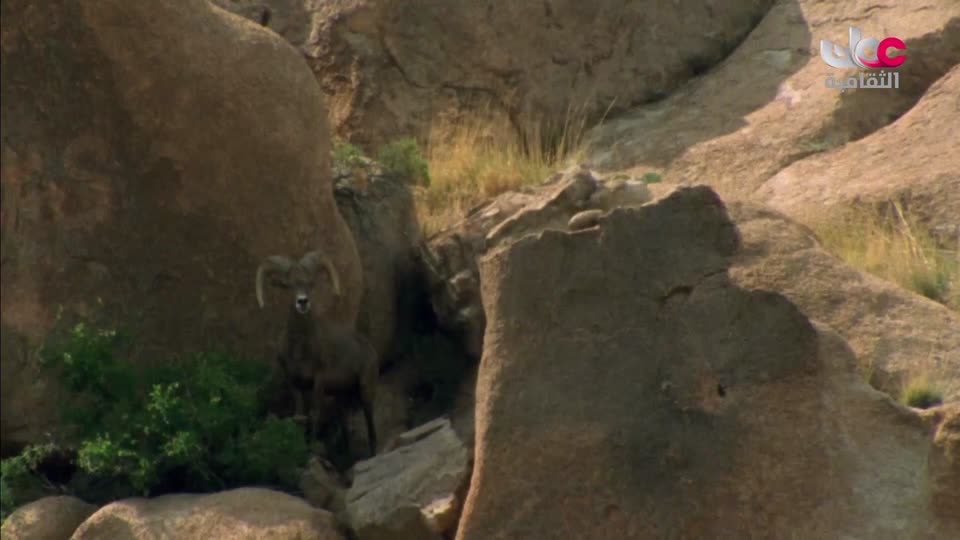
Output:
[309,376,324,441]
[281,355,308,423]
[291,383,308,423]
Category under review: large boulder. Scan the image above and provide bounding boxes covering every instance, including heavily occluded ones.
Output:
[925,404,960,532]
[421,166,651,360]
[0,0,362,453]
[456,187,958,539]
[0,495,97,540]
[70,488,346,540]
[727,202,960,402]
[252,0,777,147]
[585,0,960,226]
[756,64,960,243]
[422,172,960,403]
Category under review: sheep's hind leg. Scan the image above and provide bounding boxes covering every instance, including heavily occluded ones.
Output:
[291,385,308,424]
[335,413,351,458]
[360,351,378,457]
[362,398,377,457]
[309,378,325,441]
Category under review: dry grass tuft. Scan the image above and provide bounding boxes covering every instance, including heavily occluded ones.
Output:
[899,373,945,409]
[416,101,603,236]
[811,202,959,312]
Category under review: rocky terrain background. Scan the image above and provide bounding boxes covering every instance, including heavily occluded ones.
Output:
[2,0,957,539]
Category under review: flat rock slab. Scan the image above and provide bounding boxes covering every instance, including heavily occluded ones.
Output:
[345,418,471,540]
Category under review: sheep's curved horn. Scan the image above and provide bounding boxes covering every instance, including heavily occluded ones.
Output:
[300,250,341,297]
[255,255,294,308]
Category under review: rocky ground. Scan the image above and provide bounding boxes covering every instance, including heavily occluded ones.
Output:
[2,0,957,539]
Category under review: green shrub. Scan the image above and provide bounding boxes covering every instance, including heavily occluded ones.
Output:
[1,444,58,524]
[640,171,662,184]
[332,140,366,168]
[377,137,431,187]
[37,323,307,499]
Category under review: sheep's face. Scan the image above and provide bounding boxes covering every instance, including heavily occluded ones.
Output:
[284,264,337,316]
[256,251,341,313]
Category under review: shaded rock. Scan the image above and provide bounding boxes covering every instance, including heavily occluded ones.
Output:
[302,0,775,147]
[457,186,952,539]
[343,366,413,459]
[333,170,425,364]
[300,457,348,516]
[727,202,960,402]
[924,404,960,533]
[70,488,345,540]
[0,0,362,453]
[210,0,316,44]
[400,330,478,441]
[484,166,598,249]
[585,0,960,225]
[757,64,960,244]
[0,496,96,540]
[568,209,604,231]
[587,175,653,211]
[425,173,960,406]
[420,493,459,536]
[345,418,470,540]
[421,166,647,360]
[447,368,478,449]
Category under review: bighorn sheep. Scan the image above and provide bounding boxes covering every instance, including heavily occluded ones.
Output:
[256,250,378,456]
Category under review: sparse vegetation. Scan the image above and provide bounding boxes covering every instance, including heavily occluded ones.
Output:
[332,139,367,169]
[812,202,959,311]
[416,102,599,236]
[377,137,431,188]
[330,102,607,236]
[1,444,58,524]
[1,322,308,519]
[640,171,663,184]
[900,375,944,409]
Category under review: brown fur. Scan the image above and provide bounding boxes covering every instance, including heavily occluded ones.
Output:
[258,251,378,456]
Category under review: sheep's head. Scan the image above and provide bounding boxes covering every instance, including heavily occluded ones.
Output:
[255,251,341,314]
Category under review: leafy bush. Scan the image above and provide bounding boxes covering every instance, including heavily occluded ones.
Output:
[1,444,58,524]
[377,137,431,187]
[640,171,662,184]
[35,323,307,499]
[332,139,366,168]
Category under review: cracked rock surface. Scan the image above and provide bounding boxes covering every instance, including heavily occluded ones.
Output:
[457,186,958,539]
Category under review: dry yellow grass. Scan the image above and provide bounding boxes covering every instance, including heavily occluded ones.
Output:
[811,202,959,311]
[416,102,601,236]
[899,372,945,409]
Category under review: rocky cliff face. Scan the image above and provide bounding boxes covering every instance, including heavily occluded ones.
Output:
[0,0,363,452]
[583,0,960,243]
[2,0,958,538]
[420,168,960,404]
[218,0,776,148]
[458,187,958,540]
